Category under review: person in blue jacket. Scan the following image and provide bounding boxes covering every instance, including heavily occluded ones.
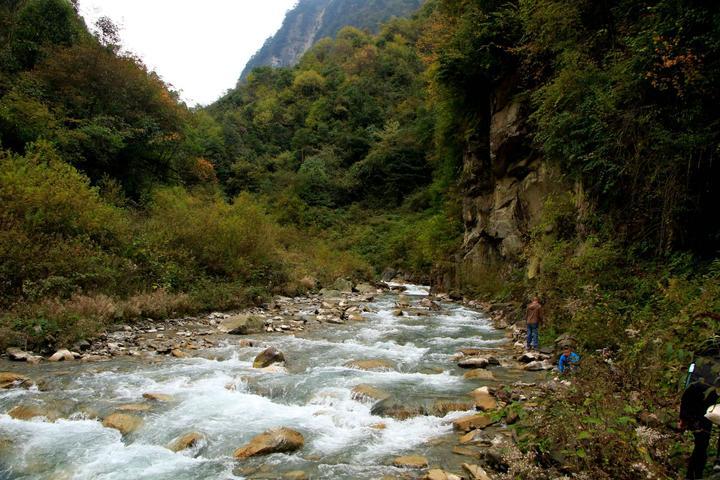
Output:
[558,344,580,374]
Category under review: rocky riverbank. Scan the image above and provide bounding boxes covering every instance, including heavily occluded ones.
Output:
[0,282,576,480]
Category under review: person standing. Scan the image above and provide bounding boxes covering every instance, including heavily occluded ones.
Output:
[525,296,543,351]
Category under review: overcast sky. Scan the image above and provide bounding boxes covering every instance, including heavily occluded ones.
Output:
[79,0,297,106]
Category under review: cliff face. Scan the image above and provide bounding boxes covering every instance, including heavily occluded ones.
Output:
[240,0,423,81]
[438,82,564,291]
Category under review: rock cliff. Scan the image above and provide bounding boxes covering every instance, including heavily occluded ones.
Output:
[240,0,423,81]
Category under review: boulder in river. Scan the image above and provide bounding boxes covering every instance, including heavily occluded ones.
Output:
[420,298,441,311]
[462,463,492,480]
[392,455,428,469]
[6,348,42,364]
[332,278,354,293]
[453,413,495,432]
[233,427,304,459]
[370,397,425,420]
[253,347,285,368]
[464,369,495,380]
[8,405,59,421]
[221,315,265,335]
[351,384,390,403]
[345,359,395,371]
[397,294,411,307]
[0,372,34,389]
[430,400,475,416]
[117,404,151,412]
[469,387,498,411]
[143,392,174,402]
[425,470,463,480]
[168,432,205,452]
[457,357,489,369]
[102,413,143,435]
[48,349,77,362]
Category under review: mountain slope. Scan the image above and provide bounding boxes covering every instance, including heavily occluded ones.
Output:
[239,0,422,81]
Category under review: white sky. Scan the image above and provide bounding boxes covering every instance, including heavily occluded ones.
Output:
[79,0,297,106]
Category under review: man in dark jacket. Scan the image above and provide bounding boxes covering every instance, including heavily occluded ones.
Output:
[681,343,720,479]
[525,297,543,351]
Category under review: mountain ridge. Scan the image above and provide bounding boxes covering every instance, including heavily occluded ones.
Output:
[239,0,423,81]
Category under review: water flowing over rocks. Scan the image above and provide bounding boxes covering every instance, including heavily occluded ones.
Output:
[392,454,429,468]
[0,282,553,479]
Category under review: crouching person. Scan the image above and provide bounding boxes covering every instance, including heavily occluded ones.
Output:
[681,379,720,479]
[558,344,580,374]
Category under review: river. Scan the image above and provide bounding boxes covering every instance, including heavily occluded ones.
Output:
[0,285,526,479]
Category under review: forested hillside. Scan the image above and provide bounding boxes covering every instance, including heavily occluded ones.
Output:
[239,0,423,80]
[2,0,720,477]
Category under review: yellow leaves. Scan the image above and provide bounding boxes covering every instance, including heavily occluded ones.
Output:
[645,35,701,97]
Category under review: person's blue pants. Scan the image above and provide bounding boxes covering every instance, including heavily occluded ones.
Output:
[527,323,539,349]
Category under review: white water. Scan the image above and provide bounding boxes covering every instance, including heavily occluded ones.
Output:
[0,285,511,479]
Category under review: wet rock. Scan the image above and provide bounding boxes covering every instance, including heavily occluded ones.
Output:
[424,469,462,480]
[0,372,34,389]
[458,357,489,369]
[370,423,386,429]
[452,445,482,457]
[397,295,411,307]
[6,348,42,363]
[81,354,109,362]
[48,349,77,362]
[260,364,288,374]
[459,429,494,446]
[238,339,258,348]
[168,432,205,452]
[117,404,151,412]
[347,313,364,322]
[430,400,474,416]
[253,347,285,368]
[464,370,495,380]
[392,455,428,469]
[523,360,554,371]
[351,384,390,403]
[283,471,308,480]
[420,298,441,310]
[102,413,143,434]
[469,387,498,411]
[319,288,342,299]
[171,349,187,358]
[453,413,495,432]
[345,359,395,371]
[143,393,173,402]
[221,315,265,335]
[8,405,58,421]
[233,427,304,459]
[371,398,426,420]
[462,463,492,480]
[393,309,404,317]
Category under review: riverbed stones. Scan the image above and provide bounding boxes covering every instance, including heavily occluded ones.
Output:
[345,359,395,371]
[431,400,475,416]
[233,427,304,459]
[351,384,390,402]
[457,357,489,369]
[462,463,492,480]
[469,387,498,411]
[221,314,265,335]
[459,429,494,446]
[354,283,376,295]
[117,403,151,412]
[371,397,425,420]
[253,347,285,368]
[523,360,554,371]
[464,369,495,380]
[48,349,78,362]
[392,455,428,469]
[8,405,58,421]
[453,413,495,432]
[333,278,354,293]
[143,392,173,402]
[6,348,42,364]
[102,413,143,435]
[0,372,33,389]
[425,470,463,480]
[168,432,205,452]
